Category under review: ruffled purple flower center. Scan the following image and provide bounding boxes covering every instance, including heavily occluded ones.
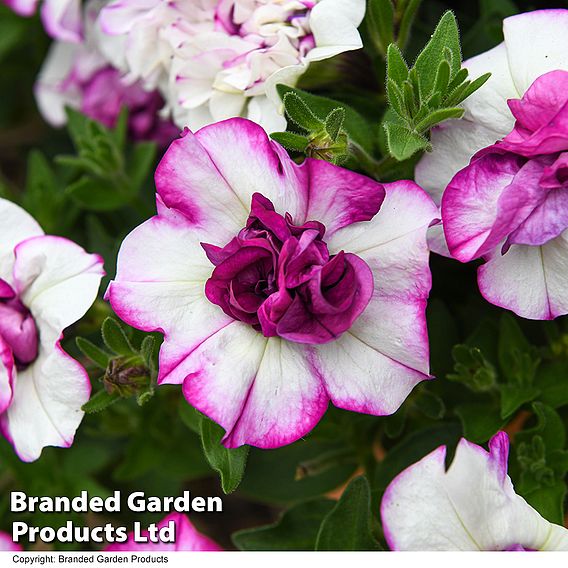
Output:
[0,279,38,368]
[203,193,374,344]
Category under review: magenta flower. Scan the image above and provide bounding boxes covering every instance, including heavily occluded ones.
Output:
[0,531,21,551]
[2,0,82,42]
[105,513,222,552]
[0,199,104,462]
[416,9,568,258]
[107,118,437,449]
[381,432,568,551]
[441,69,568,320]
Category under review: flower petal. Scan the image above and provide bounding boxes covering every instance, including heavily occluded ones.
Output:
[182,325,327,449]
[504,9,568,95]
[381,432,568,551]
[2,0,37,17]
[0,335,15,415]
[313,181,437,414]
[442,153,525,262]
[415,119,501,207]
[303,158,385,238]
[106,512,222,551]
[478,231,568,320]
[41,0,83,43]
[462,42,519,135]
[105,208,234,386]
[307,0,365,62]
[13,236,104,347]
[0,198,43,284]
[0,530,21,551]
[193,118,308,223]
[2,344,91,462]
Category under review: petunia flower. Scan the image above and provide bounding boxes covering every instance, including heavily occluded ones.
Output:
[106,117,437,449]
[415,9,568,319]
[381,431,568,551]
[98,0,366,132]
[0,531,21,551]
[2,0,83,42]
[0,198,104,462]
[105,513,222,551]
[35,0,178,146]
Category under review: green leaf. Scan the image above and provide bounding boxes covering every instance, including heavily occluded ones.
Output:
[386,44,409,86]
[233,499,335,551]
[270,131,309,152]
[277,85,375,153]
[498,314,531,374]
[414,390,446,420]
[179,402,203,434]
[536,361,568,408]
[455,72,491,104]
[101,317,136,356]
[384,122,430,161]
[65,177,131,211]
[414,107,463,133]
[455,402,505,443]
[433,59,451,96]
[76,337,111,370]
[283,92,323,131]
[396,0,423,50]
[239,440,357,505]
[82,390,121,414]
[499,384,540,420]
[316,477,381,551]
[367,0,394,55]
[200,417,249,494]
[414,11,461,96]
[386,79,406,118]
[324,108,345,142]
[140,336,156,367]
[521,480,566,525]
[126,141,157,190]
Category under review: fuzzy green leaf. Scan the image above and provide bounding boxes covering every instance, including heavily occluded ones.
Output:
[82,390,121,414]
[76,337,111,370]
[384,122,430,161]
[101,317,136,356]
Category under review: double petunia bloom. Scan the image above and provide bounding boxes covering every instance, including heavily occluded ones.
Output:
[0,199,104,461]
[381,432,568,551]
[418,9,568,320]
[97,0,366,132]
[107,117,437,448]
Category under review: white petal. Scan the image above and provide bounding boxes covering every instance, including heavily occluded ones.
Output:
[0,198,43,284]
[415,119,501,206]
[478,230,568,320]
[246,95,288,134]
[182,326,327,449]
[0,336,15,414]
[14,236,104,346]
[504,9,568,95]
[381,433,568,551]
[3,345,90,462]
[307,0,365,62]
[462,42,519,135]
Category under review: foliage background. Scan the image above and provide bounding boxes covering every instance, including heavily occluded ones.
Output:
[0,0,567,551]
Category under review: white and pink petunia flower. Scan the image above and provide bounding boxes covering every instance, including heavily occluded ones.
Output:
[98,0,366,132]
[106,513,222,551]
[0,531,21,551]
[416,9,568,320]
[0,199,104,462]
[381,431,568,551]
[35,0,178,146]
[2,0,83,42]
[106,117,437,449]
